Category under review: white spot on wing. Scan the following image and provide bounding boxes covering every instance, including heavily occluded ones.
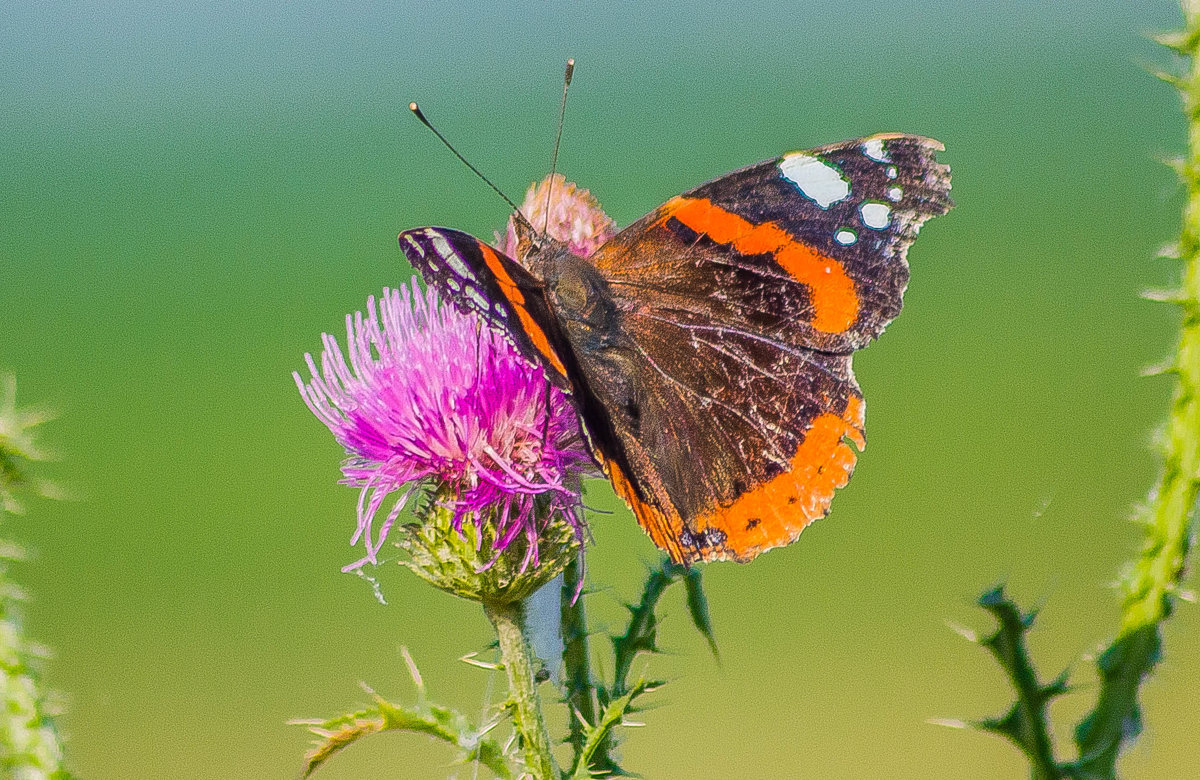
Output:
[835,229,857,245]
[860,202,892,230]
[887,186,903,202]
[421,228,478,282]
[465,285,490,311]
[426,230,456,260]
[863,138,891,163]
[443,252,476,282]
[886,166,898,179]
[779,153,850,208]
[401,233,424,255]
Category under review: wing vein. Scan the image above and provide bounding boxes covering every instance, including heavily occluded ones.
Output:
[628,340,792,467]
[637,312,854,373]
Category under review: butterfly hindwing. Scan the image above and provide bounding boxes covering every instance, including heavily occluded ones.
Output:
[572,134,950,562]
[572,278,867,563]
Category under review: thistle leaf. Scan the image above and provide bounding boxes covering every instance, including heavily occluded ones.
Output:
[972,587,1065,779]
[581,557,718,777]
[568,679,659,780]
[295,660,513,779]
[1067,625,1161,779]
[682,565,719,661]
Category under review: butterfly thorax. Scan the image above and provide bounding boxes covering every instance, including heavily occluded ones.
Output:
[518,231,622,355]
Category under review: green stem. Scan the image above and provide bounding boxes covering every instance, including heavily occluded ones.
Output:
[977,589,1065,780]
[483,599,559,780]
[611,562,678,694]
[1121,0,1200,636]
[560,559,601,769]
[1071,5,1200,774]
[587,560,684,772]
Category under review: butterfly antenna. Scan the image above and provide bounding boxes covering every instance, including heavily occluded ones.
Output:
[543,58,575,233]
[409,102,533,231]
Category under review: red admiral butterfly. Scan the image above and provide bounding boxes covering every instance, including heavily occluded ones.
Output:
[400,119,951,565]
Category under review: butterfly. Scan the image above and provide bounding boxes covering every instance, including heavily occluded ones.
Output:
[399,134,951,565]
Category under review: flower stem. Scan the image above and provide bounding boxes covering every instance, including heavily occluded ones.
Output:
[483,598,559,780]
[560,559,600,769]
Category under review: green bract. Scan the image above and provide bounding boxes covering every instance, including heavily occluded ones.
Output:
[399,486,581,605]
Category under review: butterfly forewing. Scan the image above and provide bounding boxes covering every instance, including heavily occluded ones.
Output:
[398,227,572,386]
[589,134,951,355]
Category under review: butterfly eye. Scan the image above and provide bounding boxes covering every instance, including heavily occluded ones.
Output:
[553,270,590,313]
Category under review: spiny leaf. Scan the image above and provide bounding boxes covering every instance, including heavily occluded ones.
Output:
[0,378,73,779]
[1152,68,1187,91]
[610,558,718,696]
[1155,27,1200,55]
[295,672,513,778]
[298,708,389,778]
[682,565,719,661]
[1042,669,1072,703]
[1140,287,1187,303]
[1155,240,1182,259]
[1068,625,1161,779]
[568,679,658,780]
[583,558,717,777]
[609,562,672,697]
[1161,154,1187,178]
[972,587,1064,779]
[560,558,616,775]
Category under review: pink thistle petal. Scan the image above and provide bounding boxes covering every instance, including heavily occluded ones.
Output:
[498,173,615,259]
[295,279,590,571]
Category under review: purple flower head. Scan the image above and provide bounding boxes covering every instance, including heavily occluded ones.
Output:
[499,174,616,259]
[294,279,590,579]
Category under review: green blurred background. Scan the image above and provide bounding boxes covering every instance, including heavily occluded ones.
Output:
[2,1,1196,777]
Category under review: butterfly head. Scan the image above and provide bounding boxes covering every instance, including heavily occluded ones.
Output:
[508,211,555,269]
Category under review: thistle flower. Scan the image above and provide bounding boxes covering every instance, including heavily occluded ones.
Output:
[294,280,591,600]
[498,173,615,259]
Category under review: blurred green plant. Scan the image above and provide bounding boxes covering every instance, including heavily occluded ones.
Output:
[964,4,1200,777]
[0,375,72,780]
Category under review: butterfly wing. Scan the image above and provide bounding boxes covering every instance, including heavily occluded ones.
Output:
[579,134,951,563]
[594,134,951,353]
[577,300,868,565]
[399,226,572,386]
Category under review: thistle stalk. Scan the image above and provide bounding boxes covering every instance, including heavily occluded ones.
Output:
[560,558,601,769]
[1126,0,1200,640]
[1069,4,1200,773]
[969,10,1200,776]
[483,599,560,780]
[0,376,70,779]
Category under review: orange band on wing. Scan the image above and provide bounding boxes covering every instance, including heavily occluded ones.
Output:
[477,245,569,378]
[660,196,859,334]
[600,454,686,564]
[696,395,866,560]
